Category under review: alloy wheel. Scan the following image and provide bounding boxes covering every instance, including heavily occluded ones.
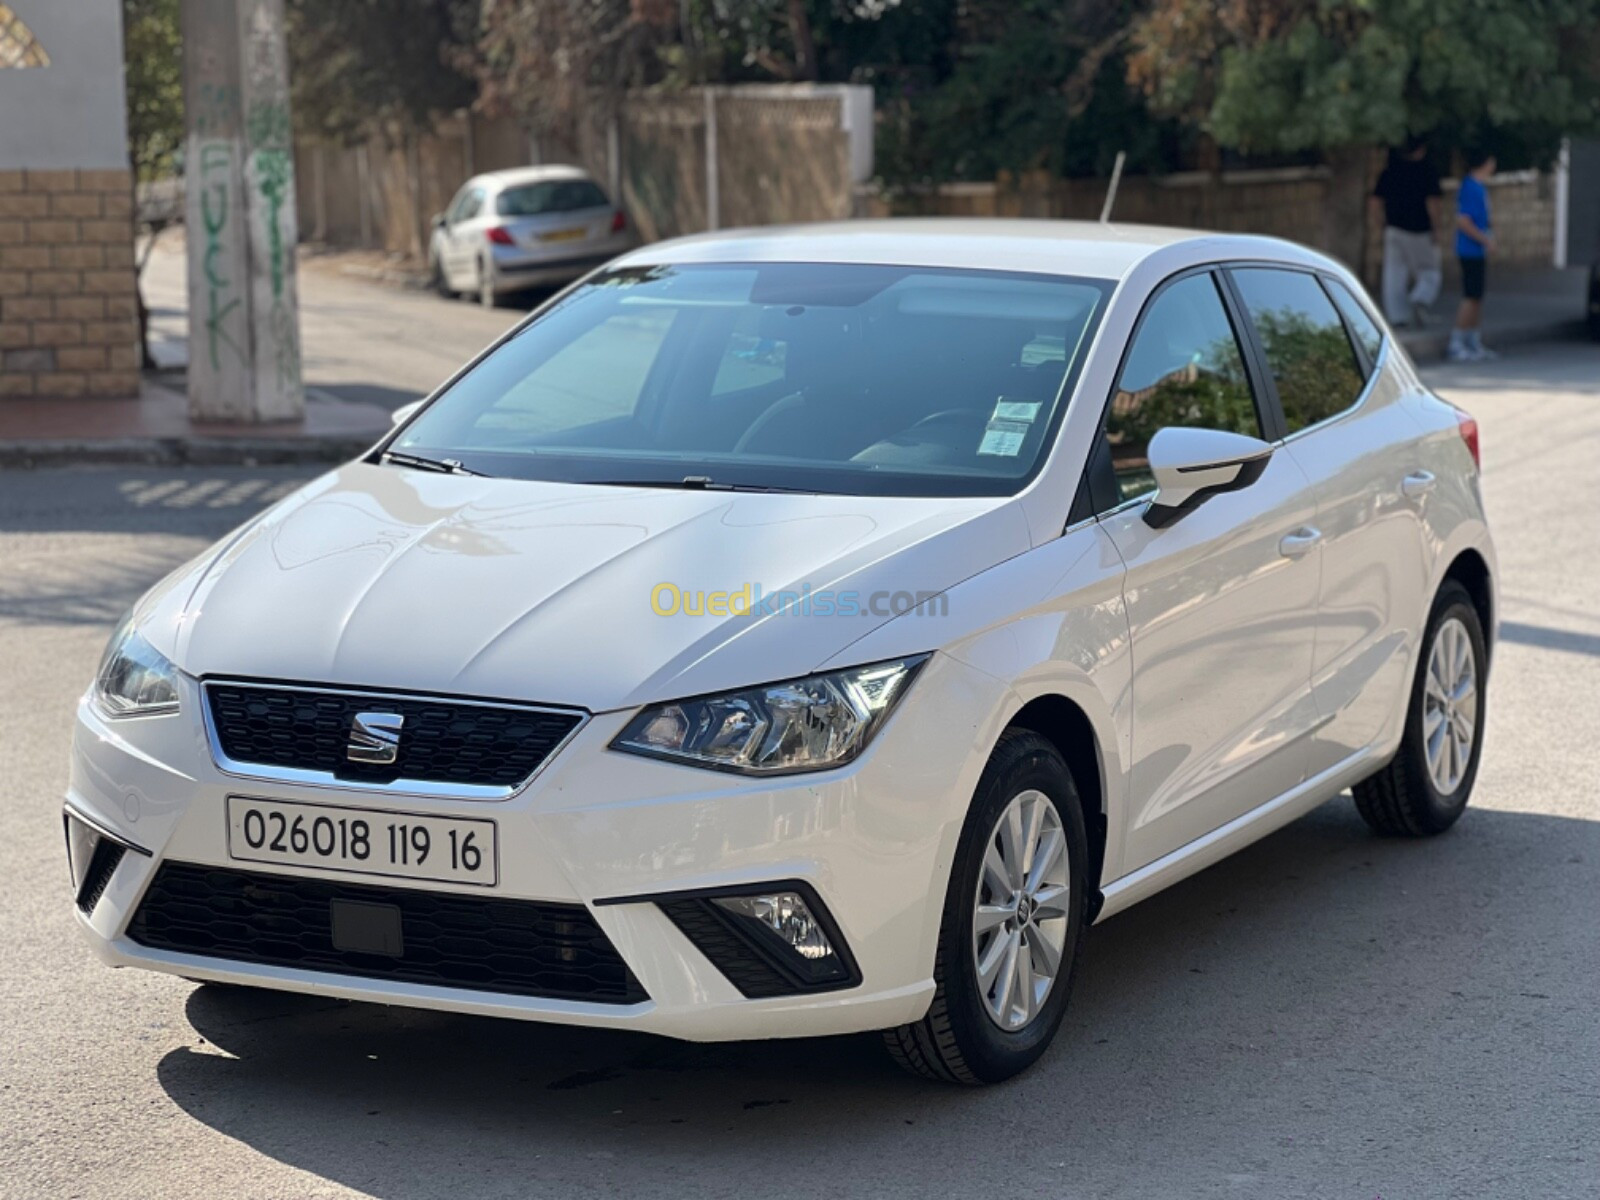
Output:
[1423,615,1478,794]
[971,788,1071,1031]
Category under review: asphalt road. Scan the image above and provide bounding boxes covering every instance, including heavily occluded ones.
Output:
[2,340,1597,1199]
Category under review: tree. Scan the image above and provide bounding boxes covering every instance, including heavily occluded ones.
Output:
[122,0,183,368]
[467,0,669,135]
[871,0,1175,187]
[286,0,479,255]
[1128,0,1600,267]
[286,0,479,144]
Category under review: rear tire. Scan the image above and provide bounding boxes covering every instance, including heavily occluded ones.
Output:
[1354,581,1487,836]
[883,730,1088,1084]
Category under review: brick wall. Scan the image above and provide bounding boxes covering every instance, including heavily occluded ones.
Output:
[0,167,140,399]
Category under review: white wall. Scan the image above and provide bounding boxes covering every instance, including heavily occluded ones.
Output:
[0,1,129,169]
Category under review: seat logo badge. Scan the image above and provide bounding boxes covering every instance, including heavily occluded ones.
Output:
[347,712,404,765]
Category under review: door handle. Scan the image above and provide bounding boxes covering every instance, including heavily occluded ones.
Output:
[1279,527,1323,558]
[1401,470,1437,498]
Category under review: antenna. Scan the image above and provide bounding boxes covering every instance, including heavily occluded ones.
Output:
[1099,151,1127,224]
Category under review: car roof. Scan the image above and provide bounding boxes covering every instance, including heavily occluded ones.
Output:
[613,218,1332,282]
[473,165,597,191]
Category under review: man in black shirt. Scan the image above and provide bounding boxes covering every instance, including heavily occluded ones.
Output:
[1371,138,1444,326]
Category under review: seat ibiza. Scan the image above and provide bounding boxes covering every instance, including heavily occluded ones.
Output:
[67,221,1495,1083]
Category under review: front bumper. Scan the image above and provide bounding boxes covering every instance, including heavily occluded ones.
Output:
[66,654,1006,1041]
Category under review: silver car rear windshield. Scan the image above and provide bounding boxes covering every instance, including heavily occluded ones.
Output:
[496,180,610,216]
[391,262,1114,497]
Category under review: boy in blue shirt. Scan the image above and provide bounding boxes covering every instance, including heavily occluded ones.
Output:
[1449,151,1497,362]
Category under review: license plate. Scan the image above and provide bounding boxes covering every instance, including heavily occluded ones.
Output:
[226,796,497,887]
[538,227,587,243]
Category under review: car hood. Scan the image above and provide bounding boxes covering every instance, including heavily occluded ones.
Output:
[140,463,1029,712]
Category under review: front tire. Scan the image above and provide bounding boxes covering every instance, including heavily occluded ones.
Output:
[1354,580,1487,836]
[884,730,1088,1084]
[430,251,454,299]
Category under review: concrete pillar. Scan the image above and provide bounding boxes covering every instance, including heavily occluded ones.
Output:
[180,0,303,421]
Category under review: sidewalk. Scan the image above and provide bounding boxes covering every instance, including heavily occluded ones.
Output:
[0,375,392,469]
[1390,265,1589,361]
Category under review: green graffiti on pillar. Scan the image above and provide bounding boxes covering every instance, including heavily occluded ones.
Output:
[251,114,299,390]
[246,100,290,152]
[254,148,290,300]
[198,142,244,372]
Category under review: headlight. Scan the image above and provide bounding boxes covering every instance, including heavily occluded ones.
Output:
[611,655,928,775]
[94,617,181,718]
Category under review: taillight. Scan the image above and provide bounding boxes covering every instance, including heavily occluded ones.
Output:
[610,210,627,234]
[486,226,514,246]
[1457,413,1480,468]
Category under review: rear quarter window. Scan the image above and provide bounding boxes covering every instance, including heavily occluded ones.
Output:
[1324,277,1385,367]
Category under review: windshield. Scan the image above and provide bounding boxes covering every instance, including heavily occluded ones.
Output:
[392,262,1113,497]
[496,180,610,217]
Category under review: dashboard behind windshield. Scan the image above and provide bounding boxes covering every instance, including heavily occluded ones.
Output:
[392,261,1113,497]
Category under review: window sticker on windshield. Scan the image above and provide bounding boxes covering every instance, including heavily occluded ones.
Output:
[978,396,1040,457]
[992,399,1041,423]
[978,425,1028,456]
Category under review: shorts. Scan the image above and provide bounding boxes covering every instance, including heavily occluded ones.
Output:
[1460,256,1487,301]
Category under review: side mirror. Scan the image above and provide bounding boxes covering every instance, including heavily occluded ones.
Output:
[1144,426,1273,528]
[391,399,424,426]
[430,212,446,230]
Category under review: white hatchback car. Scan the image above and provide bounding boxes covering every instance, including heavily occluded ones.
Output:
[428,165,637,305]
[68,221,1495,1084]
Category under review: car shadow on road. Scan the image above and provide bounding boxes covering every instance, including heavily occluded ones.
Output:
[153,800,1595,1198]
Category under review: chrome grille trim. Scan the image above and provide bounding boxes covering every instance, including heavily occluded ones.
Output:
[200,679,589,801]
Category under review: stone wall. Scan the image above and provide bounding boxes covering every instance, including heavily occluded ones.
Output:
[0,168,140,399]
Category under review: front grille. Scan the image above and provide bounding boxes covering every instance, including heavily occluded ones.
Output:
[204,682,583,789]
[129,863,647,1004]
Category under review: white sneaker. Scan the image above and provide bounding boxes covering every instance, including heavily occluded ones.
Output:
[1471,342,1499,360]
[1446,341,1476,363]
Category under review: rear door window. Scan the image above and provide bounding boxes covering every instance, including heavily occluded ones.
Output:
[1231,268,1366,435]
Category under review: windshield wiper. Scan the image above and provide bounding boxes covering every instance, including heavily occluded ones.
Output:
[589,476,817,494]
[381,451,483,477]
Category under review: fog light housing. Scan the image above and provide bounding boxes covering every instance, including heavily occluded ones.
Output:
[640,882,860,997]
[712,891,845,978]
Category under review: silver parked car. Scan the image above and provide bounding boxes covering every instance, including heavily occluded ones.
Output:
[428,166,637,306]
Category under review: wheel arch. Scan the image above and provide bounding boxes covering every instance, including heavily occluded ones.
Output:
[1441,547,1495,661]
[1003,693,1111,919]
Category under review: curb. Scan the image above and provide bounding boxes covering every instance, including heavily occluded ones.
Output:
[0,436,375,470]
[1396,317,1588,362]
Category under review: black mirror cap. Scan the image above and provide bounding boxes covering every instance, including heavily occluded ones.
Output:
[1142,453,1271,529]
